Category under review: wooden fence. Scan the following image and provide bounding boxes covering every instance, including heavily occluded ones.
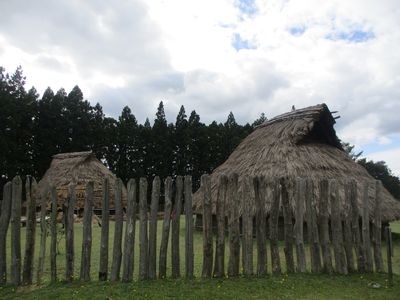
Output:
[0,174,395,286]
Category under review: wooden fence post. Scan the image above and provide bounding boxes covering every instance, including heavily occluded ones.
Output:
[159,177,172,278]
[330,180,347,274]
[255,176,267,276]
[50,185,57,282]
[372,180,384,272]
[11,176,22,285]
[99,178,110,281]
[139,177,149,280]
[148,176,160,279]
[65,184,76,282]
[305,179,321,273]
[201,174,213,278]
[111,178,123,281]
[228,173,240,277]
[349,180,365,272]
[294,178,306,273]
[22,176,35,285]
[122,179,137,282]
[385,227,393,286]
[242,176,253,276]
[281,177,294,273]
[343,180,355,273]
[0,182,12,284]
[172,176,183,278]
[80,181,93,281]
[213,174,227,278]
[184,176,194,279]
[37,185,48,284]
[270,178,281,274]
[319,179,333,273]
[362,182,373,272]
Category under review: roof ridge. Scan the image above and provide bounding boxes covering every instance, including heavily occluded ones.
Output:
[52,151,93,159]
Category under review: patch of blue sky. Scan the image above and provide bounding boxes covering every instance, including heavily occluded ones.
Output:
[232,33,255,51]
[326,30,375,43]
[359,136,400,156]
[237,0,257,16]
[289,26,306,37]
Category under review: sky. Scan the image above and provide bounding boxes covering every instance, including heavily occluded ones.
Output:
[0,0,399,175]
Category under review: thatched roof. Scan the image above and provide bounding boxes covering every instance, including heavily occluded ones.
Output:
[193,103,400,222]
[38,151,127,209]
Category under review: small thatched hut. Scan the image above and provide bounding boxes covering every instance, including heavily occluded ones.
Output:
[193,103,400,225]
[38,151,127,210]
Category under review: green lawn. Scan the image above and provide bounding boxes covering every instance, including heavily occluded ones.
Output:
[0,218,399,299]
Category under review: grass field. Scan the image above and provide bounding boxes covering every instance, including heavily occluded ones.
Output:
[0,219,399,299]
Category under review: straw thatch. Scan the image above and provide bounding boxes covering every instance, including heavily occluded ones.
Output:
[193,103,400,222]
[38,151,127,209]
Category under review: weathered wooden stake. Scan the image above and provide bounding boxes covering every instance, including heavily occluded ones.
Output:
[255,176,267,276]
[171,176,183,278]
[139,177,149,280]
[184,176,194,279]
[201,174,213,278]
[159,177,172,278]
[343,180,355,273]
[305,179,321,273]
[330,180,347,274]
[50,185,57,282]
[214,175,227,278]
[80,181,93,281]
[65,184,76,282]
[228,173,240,277]
[242,176,253,276]
[22,176,35,285]
[111,178,123,281]
[37,185,48,285]
[319,179,333,273]
[10,176,22,286]
[99,178,110,281]
[148,177,160,279]
[349,180,365,272]
[362,182,373,272]
[372,180,384,272]
[122,179,137,282]
[0,182,12,284]
[294,178,306,273]
[270,178,281,275]
[385,227,393,286]
[281,177,294,273]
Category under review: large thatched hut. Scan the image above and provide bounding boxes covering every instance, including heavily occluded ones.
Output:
[193,103,400,227]
[38,151,127,211]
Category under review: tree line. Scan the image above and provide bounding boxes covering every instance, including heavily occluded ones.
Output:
[0,66,399,199]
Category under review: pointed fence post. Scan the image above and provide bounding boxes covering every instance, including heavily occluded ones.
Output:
[270,178,281,275]
[281,177,294,273]
[65,184,76,282]
[242,176,253,276]
[159,177,172,278]
[213,174,227,278]
[50,185,58,282]
[343,180,355,273]
[11,176,22,286]
[330,180,347,274]
[99,178,110,281]
[0,182,12,284]
[111,178,123,281]
[201,174,213,278]
[184,176,194,279]
[122,179,137,282]
[372,180,384,272]
[349,180,365,272]
[294,178,306,273]
[362,182,373,272]
[305,179,321,273]
[319,179,333,273]
[80,181,93,281]
[22,176,36,285]
[171,176,183,278]
[227,173,240,277]
[148,177,160,279]
[139,177,149,280]
[255,176,267,276]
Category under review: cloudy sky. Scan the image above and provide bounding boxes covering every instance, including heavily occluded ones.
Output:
[1,0,399,175]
